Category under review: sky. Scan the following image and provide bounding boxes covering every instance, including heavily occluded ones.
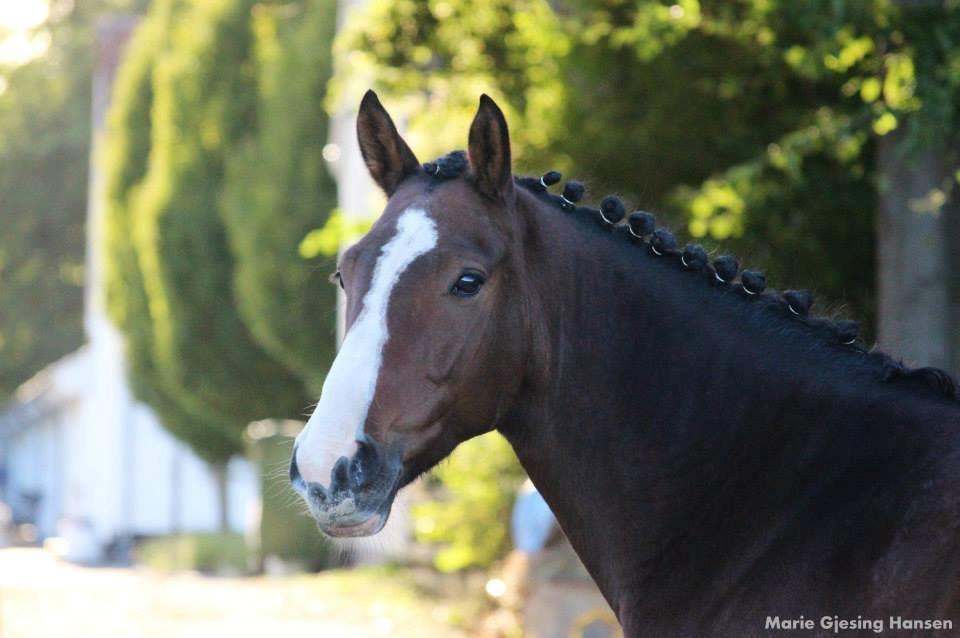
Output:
[0,0,51,65]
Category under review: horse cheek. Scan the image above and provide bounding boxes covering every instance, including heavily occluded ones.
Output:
[424,328,468,385]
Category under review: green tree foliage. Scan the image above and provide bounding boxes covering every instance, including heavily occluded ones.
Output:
[104,0,340,467]
[329,0,571,170]
[0,56,85,402]
[222,0,339,393]
[128,0,305,425]
[413,432,525,572]
[0,0,146,402]
[103,0,244,461]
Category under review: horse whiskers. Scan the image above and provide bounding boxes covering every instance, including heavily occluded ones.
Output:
[301,400,319,418]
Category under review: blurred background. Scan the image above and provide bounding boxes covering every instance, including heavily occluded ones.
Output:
[0,0,958,636]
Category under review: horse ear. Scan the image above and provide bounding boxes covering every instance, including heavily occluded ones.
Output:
[468,94,513,201]
[356,90,420,196]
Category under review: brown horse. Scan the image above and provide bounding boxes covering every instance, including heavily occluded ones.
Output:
[289,91,960,636]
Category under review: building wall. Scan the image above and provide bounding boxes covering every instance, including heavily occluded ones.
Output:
[0,345,259,562]
[6,413,64,538]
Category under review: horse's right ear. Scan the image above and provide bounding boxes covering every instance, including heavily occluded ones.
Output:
[356,90,420,196]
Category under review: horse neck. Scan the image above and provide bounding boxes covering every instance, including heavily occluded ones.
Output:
[496,190,941,619]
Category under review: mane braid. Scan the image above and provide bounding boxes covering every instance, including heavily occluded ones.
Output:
[513,173,960,403]
[422,150,469,181]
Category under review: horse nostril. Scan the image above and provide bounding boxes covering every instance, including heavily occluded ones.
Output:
[349,440,379,490]
[331,456,351,493]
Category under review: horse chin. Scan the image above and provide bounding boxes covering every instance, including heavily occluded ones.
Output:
[319,511,387,538]
[312,477,400,538]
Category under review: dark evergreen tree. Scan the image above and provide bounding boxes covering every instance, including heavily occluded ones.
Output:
[103,0,245,465]
[222,0,339,393]
[103,1,344,528]
[0,0,148,401]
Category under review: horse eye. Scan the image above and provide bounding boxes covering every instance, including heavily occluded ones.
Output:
[330,270,345,290]
[450,272,485,297]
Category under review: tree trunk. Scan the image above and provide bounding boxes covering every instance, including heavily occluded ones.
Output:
[876,128,959,372]
[212,462,230,533]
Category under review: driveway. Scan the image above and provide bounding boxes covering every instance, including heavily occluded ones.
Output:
[0,548,469,638]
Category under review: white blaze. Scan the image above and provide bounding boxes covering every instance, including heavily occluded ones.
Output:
[295,208,438,486]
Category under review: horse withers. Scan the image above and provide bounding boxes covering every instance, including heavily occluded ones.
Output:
[288,90,960,636]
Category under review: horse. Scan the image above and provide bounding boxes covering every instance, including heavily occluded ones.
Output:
[288,90,960,636]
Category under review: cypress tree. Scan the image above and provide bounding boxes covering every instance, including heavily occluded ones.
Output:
[104,0,245,465]
[221,0,339,393]
[122,0,306,429]
[104,0,338,528]
[0,2,151,400]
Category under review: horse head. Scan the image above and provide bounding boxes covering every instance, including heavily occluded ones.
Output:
[290,91,533,537]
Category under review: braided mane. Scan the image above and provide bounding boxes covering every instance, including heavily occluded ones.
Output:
[420,150,958,402]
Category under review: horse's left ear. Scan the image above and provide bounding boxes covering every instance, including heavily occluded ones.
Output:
[468,95,513,202]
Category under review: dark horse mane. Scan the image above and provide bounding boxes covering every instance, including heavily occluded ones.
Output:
[422,149,959,403]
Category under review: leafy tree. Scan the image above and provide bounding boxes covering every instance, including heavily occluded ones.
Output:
[660,0,959,332]
[0,56,86,401]
[413,432,525,572]
[104,0,345,529]
[104,0,245,465]
[104,0,343,527]
[328,0,571,171]
[0,0,147,403]
[222,0,340,393]
[126,0,306,426]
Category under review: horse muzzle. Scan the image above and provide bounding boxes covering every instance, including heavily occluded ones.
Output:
[289,437,400,537]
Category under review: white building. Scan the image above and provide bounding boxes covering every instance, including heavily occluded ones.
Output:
[0,348,257,563]
[0,16,258,563]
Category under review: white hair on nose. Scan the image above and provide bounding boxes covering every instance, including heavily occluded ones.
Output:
[295,208,438,486]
